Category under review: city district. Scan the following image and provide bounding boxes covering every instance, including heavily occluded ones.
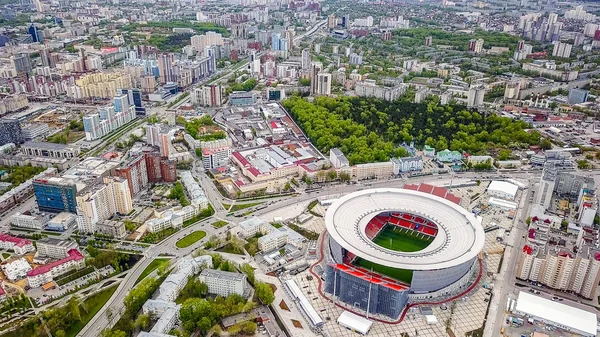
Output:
[1,0,600,337]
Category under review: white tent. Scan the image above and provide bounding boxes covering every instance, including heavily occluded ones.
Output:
[337,311,373,335]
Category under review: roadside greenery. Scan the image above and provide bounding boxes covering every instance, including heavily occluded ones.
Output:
[176,231,207,248]
[168,182,189,206]
[227,78,257,93]
[134,258,170,285]
[0,165,45,189]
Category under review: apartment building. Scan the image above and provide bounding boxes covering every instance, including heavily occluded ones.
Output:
[27,249,85,288]
[36,238,78,259]
[0,234,35,255]
[199,269,247,297]
[76,176,133,233]
[83,95,136,141]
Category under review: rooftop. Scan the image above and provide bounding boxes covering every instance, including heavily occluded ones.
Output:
[200,268,246,282]
[515,291,597,336]
[27,249,83,277]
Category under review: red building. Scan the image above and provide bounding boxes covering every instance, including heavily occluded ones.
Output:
[595,30,600,41]
[144,150,177,183]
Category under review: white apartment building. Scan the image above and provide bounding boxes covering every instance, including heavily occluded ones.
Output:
[0,234,35,255]
[517,244,600,299]
[199,269,247,297]
[2,258,32,281]
[201,147,232,169]
[355,80,406,101]
[467,85,485,108]
[316,73,331,96]
[552,42,573,58]
[83,96,136,141]
[36,238,78,259]
[76,176,133,233]
[27,249,85,288]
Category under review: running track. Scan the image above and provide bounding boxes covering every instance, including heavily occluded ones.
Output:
[308,231,484,324]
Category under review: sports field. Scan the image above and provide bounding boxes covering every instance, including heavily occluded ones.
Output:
[354,257,413,284]
[371,225,433,252]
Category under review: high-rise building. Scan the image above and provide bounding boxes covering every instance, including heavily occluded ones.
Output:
[158,53,175,84]
[310,62,323,95]
[0,119,23,145]
[328,14,337,29]
[76,176,133,233]
[301,49,311,71]
[83,95,136,141]
[144,151,177,183]
[116,88,146,116]
[552,42,573,58]
[28,24,43,43]
[467,85,485,108]
[341,15,350,28]
[424,36,432,46]
[468,39,484,53]
[316,73,332,96]
[33,177,78,213]
[12,54,31,73]
[191,85,223,107]
[113,155,149,197]
[504,80,521,100]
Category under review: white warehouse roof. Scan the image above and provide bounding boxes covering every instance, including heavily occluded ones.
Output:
[337,311,373,335]
[488,180,519,200]
[515,291,597,337]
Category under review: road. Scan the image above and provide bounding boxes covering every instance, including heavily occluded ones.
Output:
[483,176,537,337]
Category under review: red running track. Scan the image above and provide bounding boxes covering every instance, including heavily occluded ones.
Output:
[308,231,484,324]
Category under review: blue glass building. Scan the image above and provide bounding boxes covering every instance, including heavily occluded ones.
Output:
[33,179,77,213]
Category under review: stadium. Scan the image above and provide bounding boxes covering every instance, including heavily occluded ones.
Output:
[324,186,485,319]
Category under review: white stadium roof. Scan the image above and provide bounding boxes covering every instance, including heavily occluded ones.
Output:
[325,188,485,270]
[515,291,597,337]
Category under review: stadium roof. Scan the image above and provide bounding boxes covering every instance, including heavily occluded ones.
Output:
[337,311,373,335]
[325,188,485,270]
[515,291,597,337]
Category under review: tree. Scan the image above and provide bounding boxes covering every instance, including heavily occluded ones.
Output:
[326,170,338,181]
[135,313,151,331]
[255,282,275,305]
[240,321,257,335]
[100,329,128,337]
[55,330,66,337]
[240,263,256,284]
[525,217,531,225]
[540,138,552,150]
[339,172,351,182]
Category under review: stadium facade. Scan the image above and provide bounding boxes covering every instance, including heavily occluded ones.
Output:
[324,186,485,319]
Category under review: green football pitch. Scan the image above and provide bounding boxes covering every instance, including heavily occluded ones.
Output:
[353,257,413,284]
[371,225,433,252]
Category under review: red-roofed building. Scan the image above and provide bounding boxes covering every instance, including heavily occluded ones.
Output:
[0,284,5,302]
[27,249,85,288]
[0,234,35,255]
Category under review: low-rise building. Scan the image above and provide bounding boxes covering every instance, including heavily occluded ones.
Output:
[46,212,77,232]
[27,249,85,288]
[258,230,288,252]
[0,233,35,255]
[199,269,247,297]
[20,142,81,159]
[36,238,78,259]
[437,149,462,162]
[10,212,46,230]
[391,156,423,174]
[96,220,127,238]
[2,258,32,281]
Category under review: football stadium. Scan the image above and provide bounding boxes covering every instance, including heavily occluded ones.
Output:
[324,186,485,319]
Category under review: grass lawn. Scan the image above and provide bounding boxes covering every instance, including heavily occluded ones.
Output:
[176,231,207,248]
[211,220,228,228]
[372,225,433,252]
[63,285,118,337]
[229,202,262,212]
[2,253,10,259]
[216,243,245,255]
[354,258,413,284]
[135,258,170,285]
